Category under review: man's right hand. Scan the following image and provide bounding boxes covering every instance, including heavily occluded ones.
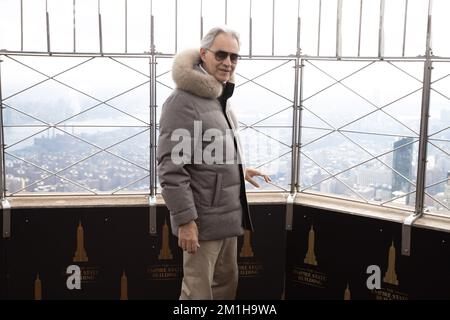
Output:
[178,220,200,254]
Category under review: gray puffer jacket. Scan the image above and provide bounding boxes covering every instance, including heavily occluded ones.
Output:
[157,49,253,241]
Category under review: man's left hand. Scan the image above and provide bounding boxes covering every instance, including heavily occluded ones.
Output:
[245,167,272,188]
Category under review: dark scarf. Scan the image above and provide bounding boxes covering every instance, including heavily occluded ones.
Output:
[219,81,253,231]
[218,82,235,112]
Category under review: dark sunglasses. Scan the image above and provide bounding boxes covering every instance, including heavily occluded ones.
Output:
[206,48,241,63]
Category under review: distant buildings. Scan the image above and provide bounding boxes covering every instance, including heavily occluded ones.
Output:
[4,124,450,215]
[391,137,413,205]
[445,172,450,209]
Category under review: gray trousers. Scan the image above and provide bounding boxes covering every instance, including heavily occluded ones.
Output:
[180,236,238,300]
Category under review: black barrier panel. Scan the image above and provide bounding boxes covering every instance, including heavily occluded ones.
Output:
[4,206,183,300]
[144,206,183,299]
[6,207,128,299]
[407,226,450,300]
[236,204,286,300]
[5,209,52,300]
[0,214,4,300]
[286,205,347,299]
[4,203,286,300]
[285,205,450,300]
[6,202,449,300]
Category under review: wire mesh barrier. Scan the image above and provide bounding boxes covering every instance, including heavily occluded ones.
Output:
[0,0,449,217]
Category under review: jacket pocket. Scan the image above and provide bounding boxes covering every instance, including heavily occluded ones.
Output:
[211,173,223,207]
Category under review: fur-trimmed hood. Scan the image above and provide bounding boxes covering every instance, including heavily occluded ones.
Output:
[172,49,235,99]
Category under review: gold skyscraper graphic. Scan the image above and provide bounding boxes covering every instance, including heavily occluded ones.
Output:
[34,274,42,300]
[383,241,399,285]
[240,230,254,258]
[120,270,128,300]
[158,218,173,260]
[73,221,88,262]
[304,225,318,266]
[344,283,351,300]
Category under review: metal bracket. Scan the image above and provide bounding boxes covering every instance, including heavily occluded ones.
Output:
[2,199,11,238]
[401,213,421,256]
[285,193,297,231]
[148,195,157,236]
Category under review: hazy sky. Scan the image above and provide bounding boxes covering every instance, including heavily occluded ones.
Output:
[1,0,450,57]
[1,0,449,126]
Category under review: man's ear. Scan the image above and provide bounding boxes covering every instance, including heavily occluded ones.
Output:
[199,48,207,62]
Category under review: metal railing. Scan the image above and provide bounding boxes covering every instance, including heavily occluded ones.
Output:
[0,0,448,219]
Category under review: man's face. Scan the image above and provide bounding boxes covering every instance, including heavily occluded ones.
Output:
[200,33,240,83]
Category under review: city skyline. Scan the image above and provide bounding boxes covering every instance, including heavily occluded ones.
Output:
[4,111,449,213]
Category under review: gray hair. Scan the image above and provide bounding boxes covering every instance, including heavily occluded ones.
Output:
[200,26,241,49]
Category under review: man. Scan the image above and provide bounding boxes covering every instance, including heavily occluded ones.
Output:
[157,26,270,300]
